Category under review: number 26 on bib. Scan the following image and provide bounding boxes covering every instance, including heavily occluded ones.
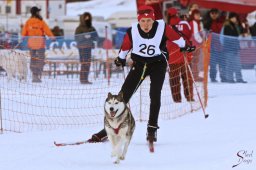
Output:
[139,44,156,56]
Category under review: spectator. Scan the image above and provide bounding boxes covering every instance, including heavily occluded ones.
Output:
[223,12,247,83]
[144,0,164,20]
[188,3,199,18]
[247,12,256,36]
[189,9,204,81]
[51,26,64,36]
[167,7,194,102]
[248,13,256,37]
[204,8,223,33]
[219,11,227,23]
[180,12,189,21]
[75,12,98,84]
[179,0,190,9]
[204,8,225,82]
[22,6,55,83]
[249,21,256,36]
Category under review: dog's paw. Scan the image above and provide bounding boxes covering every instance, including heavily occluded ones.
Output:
[119,156,125,160]
[113,159,120,164]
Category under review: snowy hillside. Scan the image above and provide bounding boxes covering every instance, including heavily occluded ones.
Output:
[0,70,255,170]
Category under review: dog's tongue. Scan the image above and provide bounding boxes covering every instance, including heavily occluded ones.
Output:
[110,111,115,117]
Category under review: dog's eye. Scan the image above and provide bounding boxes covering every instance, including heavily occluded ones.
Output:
[115,102,118,104]
[108,102,111,104]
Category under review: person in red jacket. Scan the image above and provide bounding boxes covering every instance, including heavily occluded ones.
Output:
[87,5,194,143]
[189,9,204,82]
[167,7,194,102]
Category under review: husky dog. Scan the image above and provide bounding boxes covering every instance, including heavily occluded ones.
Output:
[0,50,28,82]
[104,92,135,164]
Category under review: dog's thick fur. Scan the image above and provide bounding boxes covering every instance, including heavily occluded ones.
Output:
[104,92,135,164]
[0,50,28,82]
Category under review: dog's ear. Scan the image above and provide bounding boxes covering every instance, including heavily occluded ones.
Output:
[108,92,112,99]
[117,91,124,101]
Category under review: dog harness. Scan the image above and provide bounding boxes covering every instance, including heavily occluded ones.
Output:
[113,124,123,134]
[105,108,130,135]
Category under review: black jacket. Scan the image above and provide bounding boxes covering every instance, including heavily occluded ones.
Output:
[250,23,256,36]
[223,21,240,51]
[75,14,98,48]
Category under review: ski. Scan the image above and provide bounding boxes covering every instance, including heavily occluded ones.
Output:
[148,141,154,153]
[54,140,88,147]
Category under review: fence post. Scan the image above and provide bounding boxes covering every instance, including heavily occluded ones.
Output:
[0,88,3,134]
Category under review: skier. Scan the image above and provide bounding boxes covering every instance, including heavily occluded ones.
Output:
[87,5,195,146]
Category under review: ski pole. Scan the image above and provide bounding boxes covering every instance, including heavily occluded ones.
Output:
[183,52,209,119]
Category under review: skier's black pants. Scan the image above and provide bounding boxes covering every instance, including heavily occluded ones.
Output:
[121,60,167,126]
[96,59,167,139]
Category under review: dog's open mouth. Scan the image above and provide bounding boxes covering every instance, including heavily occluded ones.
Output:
[110,109,118,117]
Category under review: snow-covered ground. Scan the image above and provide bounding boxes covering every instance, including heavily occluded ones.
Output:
[0,69,255,170]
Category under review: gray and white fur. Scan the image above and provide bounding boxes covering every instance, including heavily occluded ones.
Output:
[104,92,135,164]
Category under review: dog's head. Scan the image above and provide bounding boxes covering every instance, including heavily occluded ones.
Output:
[104,92,126,118]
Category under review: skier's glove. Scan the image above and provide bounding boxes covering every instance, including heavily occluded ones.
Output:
[114,57,126,67]
[180,45,196,52]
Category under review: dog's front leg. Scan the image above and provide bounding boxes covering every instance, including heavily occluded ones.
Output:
[107,134,117,157]
[113,136,123,164]
[115,136,126,164]
[120,135,132,160]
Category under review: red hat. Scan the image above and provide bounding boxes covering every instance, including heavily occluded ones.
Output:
[137,5,155,21]
[168,7,178,16]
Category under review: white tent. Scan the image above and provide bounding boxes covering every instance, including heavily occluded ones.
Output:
[107,11,137,27]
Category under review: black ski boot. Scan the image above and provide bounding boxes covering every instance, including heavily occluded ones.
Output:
[146,125,159,142]
[87,129,108,143]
